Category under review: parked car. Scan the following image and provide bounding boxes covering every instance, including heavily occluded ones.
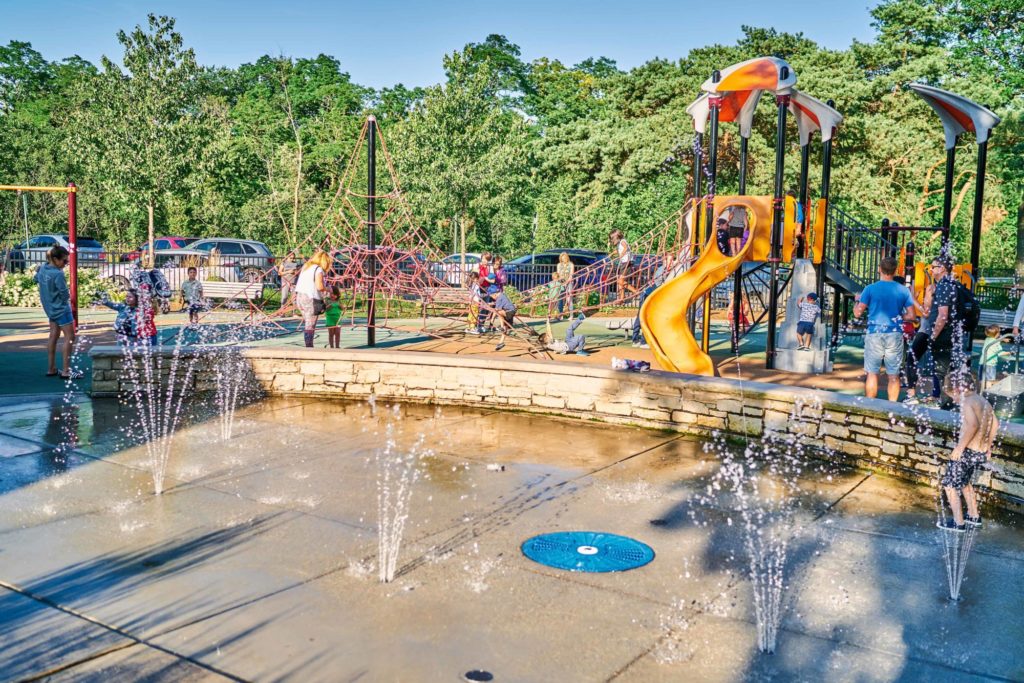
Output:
[188,239,275,282]
[97,249,243,294]
[5,234,106,272]
[432,252,484,286]
[121,236,200,262]
[503,249,607,291]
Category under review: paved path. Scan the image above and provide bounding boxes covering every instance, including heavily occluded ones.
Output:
[0,393,1021,681]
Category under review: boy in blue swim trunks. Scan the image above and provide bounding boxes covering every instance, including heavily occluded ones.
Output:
[938,372,998,531]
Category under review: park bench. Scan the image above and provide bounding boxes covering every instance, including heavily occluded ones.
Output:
[420,286,471,327]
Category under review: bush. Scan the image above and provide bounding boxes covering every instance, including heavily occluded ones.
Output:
[0,266,111,308]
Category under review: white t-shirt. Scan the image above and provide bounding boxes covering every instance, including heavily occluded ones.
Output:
[296,265,324,299]
[617,239,631,265]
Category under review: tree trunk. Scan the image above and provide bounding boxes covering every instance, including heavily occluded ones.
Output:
[147,202,155,268]
[1016,200,1024,278]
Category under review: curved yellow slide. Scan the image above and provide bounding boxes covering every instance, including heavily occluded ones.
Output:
[639,196,776,376]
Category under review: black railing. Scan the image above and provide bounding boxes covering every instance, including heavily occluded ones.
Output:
[825,204,897,288]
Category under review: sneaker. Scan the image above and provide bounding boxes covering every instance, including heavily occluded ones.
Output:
[965,515,983,528]
[903,396,920,405]
[637,343,650,349]
[467,328,480,335]
[936,518,966,533]
[495,342,506,351]
[575,350,591,356]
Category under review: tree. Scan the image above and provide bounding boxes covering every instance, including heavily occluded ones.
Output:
[391,55,532,253]
[66,15,211,248]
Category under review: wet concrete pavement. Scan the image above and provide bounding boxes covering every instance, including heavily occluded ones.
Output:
[0,393,1022,682]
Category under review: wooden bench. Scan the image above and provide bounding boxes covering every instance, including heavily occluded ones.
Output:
[201,280,265,301]
[420,287,471,325]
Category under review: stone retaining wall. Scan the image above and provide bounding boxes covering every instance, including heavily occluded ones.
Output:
[90,346,1024,507]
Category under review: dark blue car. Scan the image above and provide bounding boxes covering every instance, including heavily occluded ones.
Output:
[502,249,607,291]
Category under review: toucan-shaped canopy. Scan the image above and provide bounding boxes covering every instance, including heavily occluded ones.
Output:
[788,89,843,145]
[686,90,763,137]
[701,56,796,95]
[907,83,1001,149]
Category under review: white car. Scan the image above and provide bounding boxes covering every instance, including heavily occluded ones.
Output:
[432,253,484,286]
[6,234,106,271]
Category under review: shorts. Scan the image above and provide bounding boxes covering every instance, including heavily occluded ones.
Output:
[49,306,74,327]
[614,261,631,277]
[984,364,997,381]
[941,448,987,489]
[797,321,815,336]
[500,310,515,326]
[728,224,744,239]
[864,331,903,375]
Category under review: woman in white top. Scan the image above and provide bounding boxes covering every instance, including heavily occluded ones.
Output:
[609,229,638,302]
[295,250,331,347]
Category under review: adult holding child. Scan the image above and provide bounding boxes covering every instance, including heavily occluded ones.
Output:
[854,256,916,401]
[295,250,331,348]
[35,245,81,379]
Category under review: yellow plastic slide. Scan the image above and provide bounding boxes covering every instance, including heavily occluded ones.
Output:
[639,196,776,376]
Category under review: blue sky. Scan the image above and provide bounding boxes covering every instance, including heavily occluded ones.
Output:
[1,0,877,88]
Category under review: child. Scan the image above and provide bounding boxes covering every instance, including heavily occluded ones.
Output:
[796,292,820,351]
[938,372,998,531]
[546,271,565,320]
[980,324,1010,389]
[102,290,140,343]
[490,285,516,351]
[180,266,205,325]
[324,285,342,348]
[609,229,638,301]
[471,276,491,335]
[611,357,651,372]
[465,270,481,332]
[540,313,589,356]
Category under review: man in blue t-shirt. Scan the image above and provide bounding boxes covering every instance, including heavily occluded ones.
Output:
[854,256,916,401]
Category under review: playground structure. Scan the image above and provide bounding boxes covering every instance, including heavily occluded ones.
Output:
[637,57,1003,377]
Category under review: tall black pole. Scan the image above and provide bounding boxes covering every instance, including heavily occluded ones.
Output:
[969,140,988,286]
[732,135,750,353]
[821,121,836,346]
[797,143,810,259]
[688,130,703,332]
[765,85,789,370]
[702,74,721,353]
[367,116,377,347]
[941,143,957,248]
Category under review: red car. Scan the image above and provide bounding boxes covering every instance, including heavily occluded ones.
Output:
[121,237,200,262]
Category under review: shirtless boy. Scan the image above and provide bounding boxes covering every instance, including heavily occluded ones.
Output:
[938,371,998,531]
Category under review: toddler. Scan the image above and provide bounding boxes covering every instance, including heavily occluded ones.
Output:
[324,285,342,348]
[180,266,205,325]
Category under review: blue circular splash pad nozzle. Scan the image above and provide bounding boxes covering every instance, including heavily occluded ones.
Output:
[521,531,655,572]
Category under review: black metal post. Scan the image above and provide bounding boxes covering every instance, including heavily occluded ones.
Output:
[830,221,844,349]
[732,135,749,352]
[969,140,988,287]
[797,143,809,258]
[367,116,377,347]
[905,240,916,291]
[941,144,957,247]
[688,130,703,332]
[818,112,834,332]
[703,73,721,353]
[765,85,789,370]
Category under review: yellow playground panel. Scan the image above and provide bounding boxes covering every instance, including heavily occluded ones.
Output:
[912,262,973,303]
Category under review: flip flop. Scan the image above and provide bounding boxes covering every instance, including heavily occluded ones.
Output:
[45,372,59,377]
[60,370,84,380]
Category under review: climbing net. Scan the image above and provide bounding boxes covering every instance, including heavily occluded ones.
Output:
[199,119,697,351]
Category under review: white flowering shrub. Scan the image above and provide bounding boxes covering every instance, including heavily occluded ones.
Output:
[0,266,111,308]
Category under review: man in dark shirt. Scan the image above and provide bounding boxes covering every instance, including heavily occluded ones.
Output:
[927,255,968,389]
